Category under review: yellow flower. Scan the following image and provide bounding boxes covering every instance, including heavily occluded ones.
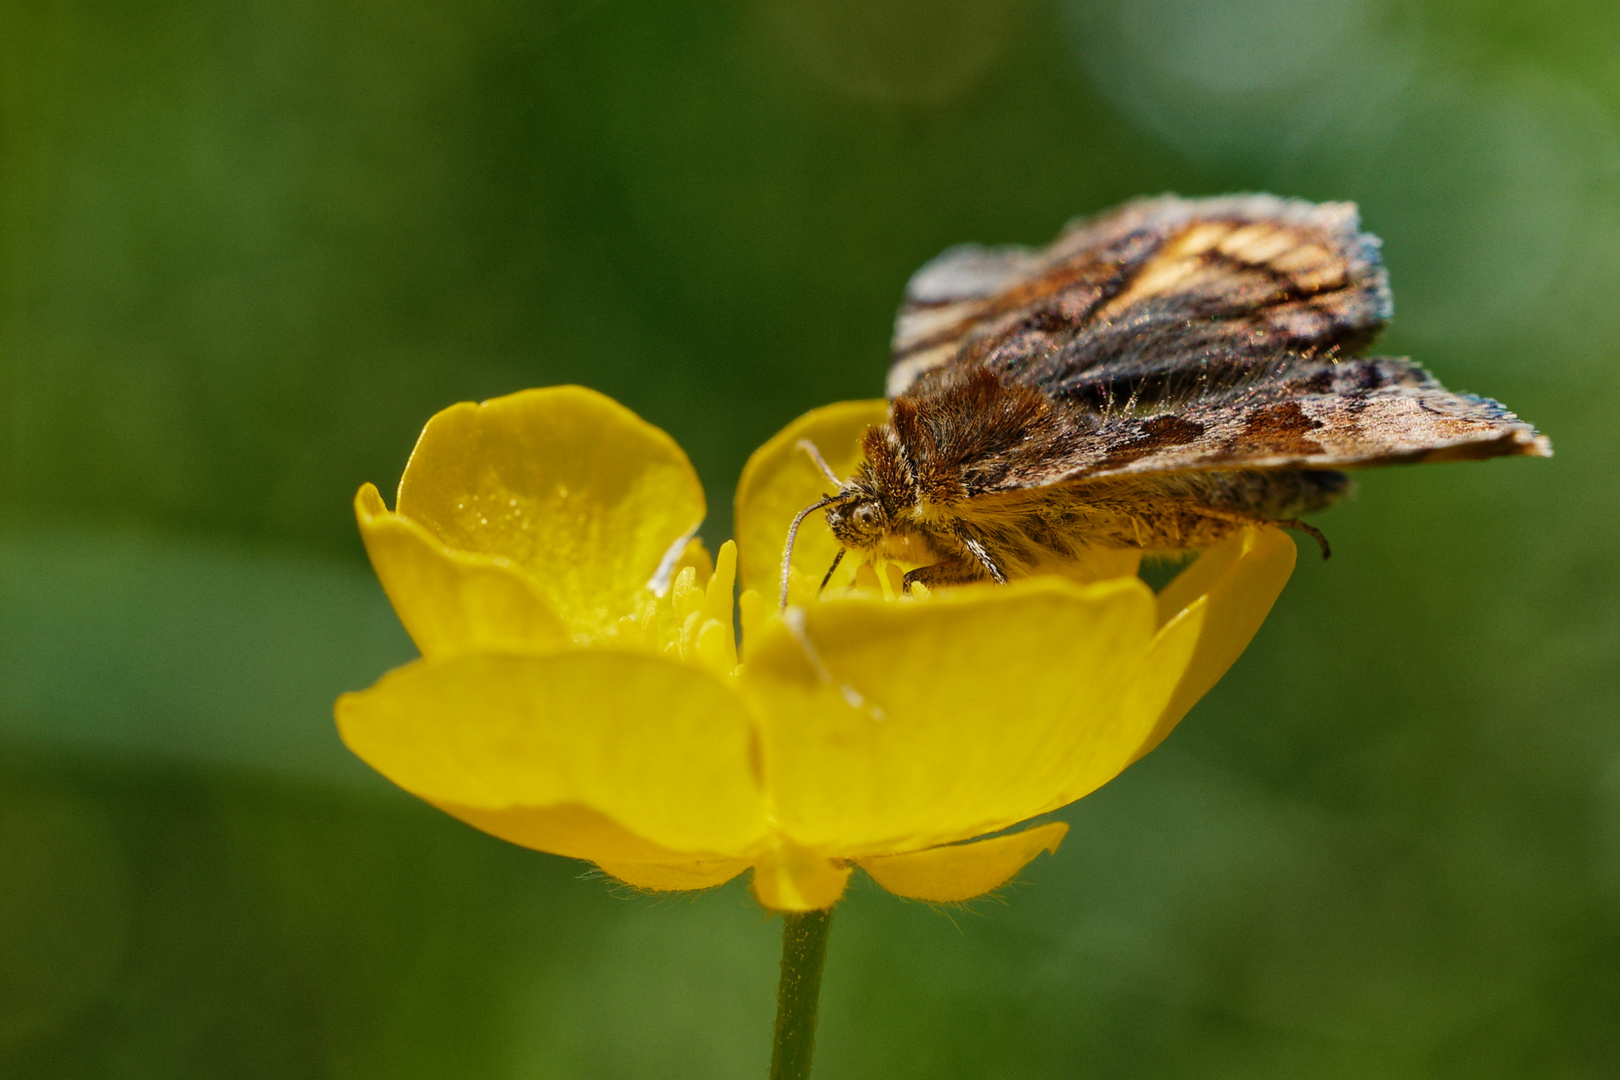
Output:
[336,387,1295,911]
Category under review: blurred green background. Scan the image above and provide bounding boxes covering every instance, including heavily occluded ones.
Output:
[2,0,1617,1075]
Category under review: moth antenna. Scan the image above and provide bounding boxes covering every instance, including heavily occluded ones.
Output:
[817,548,847,597]
[796,439,842,487]
[780,495,837,609]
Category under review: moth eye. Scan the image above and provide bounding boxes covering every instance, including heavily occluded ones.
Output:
[853,505,877,527]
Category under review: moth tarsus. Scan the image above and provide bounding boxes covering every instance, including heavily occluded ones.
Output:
[796,194,1548,592]
[1283,519,1332,560]
[957,533,1009,584]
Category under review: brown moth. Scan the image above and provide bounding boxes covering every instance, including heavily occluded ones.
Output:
[782,194,1551,603]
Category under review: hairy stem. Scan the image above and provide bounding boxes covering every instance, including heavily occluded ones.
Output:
[769,908,833,1080]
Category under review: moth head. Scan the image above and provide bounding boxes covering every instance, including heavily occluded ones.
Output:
[777,434,908,608]
[778,483,892,609]
[824,489,890,550]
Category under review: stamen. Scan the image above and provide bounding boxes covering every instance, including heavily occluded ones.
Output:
[875,558,896,601]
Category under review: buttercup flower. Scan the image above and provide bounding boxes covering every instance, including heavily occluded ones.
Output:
[336,387,1295,911]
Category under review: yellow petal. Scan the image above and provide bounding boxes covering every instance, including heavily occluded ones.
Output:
[732,399,889,600]
[693,619,736,678]
[354,484,568,657]
[1052,545,1144,586]
[1133,527,1297,760]
[335,650,769,858]
[437,801,720,863]
[741,578,1171,855]
[751,840,852,911]
[1040,590,1206,810]
[737,588,769,661]
[394,386,706,638]
[595,858,751,892]
[858,821,1069,903]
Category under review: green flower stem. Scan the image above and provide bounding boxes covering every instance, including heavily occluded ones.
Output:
[769,907,833,1080]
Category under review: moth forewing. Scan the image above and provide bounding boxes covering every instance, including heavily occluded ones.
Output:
[824,194,1549,592]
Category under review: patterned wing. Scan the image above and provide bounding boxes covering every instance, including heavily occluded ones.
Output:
[980,357,1551,493]
[888,193,1392,401]
[890,195,1549,486]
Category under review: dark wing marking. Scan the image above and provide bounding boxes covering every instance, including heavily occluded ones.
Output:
[889,194,1549,491]
[1062,359,1542,485]
[1008,357,1551,489]
[889,193,1391,401]
[884,356,1548,499]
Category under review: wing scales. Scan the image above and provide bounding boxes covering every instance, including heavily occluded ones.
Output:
[1021,359,1549,489]
[888,195,1549,487]
[888,194,1392,401]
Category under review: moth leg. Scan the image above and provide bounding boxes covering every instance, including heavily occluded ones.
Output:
[816,548,847,597]
[1273,518,1332,560]
[902,559,985,594]
[953,528,1009,584]
[1193,507,1332,560]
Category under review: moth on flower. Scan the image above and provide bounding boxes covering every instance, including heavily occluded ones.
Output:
[336,386,1302,912]
[786,195,1551,602]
